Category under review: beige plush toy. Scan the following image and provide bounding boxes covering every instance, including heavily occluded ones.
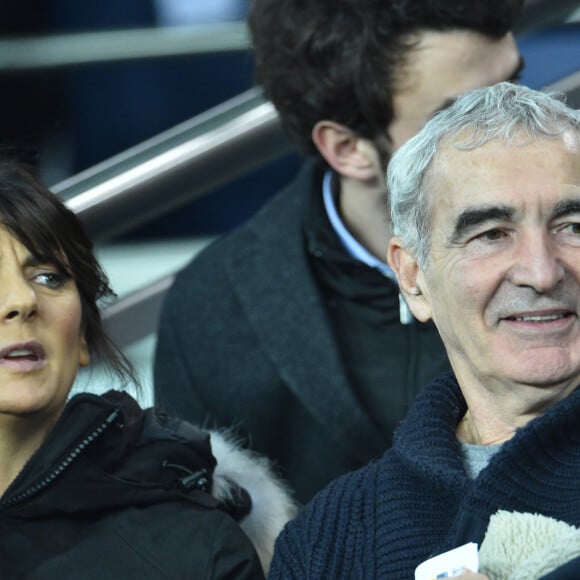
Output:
[479,511,580,580]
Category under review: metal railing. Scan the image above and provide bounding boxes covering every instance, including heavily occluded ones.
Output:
[546,70,580,108]
[0,22,249,71]
[515,0,579,33]
[56,88,293,241]
[0,0,577,74]
[50,87,295,343]
[101,274,177,349]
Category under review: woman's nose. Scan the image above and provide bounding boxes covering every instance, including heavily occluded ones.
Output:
[0,277,38,322]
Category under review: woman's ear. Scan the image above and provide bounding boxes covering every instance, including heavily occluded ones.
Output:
[312,120,380,181]
[79,336,90,368]
[387,237,433,322]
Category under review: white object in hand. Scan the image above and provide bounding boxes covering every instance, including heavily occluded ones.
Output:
[415,542,479,579]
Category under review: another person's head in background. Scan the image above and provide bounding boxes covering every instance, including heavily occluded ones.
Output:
[248,0,525,175]
[387,82,580,443]
[0,159,134,426]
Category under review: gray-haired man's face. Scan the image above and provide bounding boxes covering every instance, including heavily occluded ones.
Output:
[414,134,580,398]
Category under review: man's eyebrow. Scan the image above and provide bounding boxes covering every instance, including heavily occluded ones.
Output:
[451,205,514,241]
[552,198,580,220]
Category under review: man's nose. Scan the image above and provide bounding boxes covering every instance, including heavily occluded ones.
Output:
[507,232,565,293]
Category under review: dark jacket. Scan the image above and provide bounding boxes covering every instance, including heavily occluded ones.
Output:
[269,373,580,579]
[0,390,264,579]
[154,161,449,503]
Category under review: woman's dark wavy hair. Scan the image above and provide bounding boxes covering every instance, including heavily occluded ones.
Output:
[0,158,136,385]
[248,0,524,156]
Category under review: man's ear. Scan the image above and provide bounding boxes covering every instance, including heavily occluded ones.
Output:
[312,120,379,181]
[387,237,432,322]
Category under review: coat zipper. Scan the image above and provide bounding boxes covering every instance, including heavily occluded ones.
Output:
[1,409,120,510]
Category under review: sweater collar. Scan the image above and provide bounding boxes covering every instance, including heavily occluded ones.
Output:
[395,374,580,472]
[393,372,468,485]
[394,372,580,515]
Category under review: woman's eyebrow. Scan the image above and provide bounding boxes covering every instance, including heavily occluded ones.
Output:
[23,253,63,270]
[23,253,49,267]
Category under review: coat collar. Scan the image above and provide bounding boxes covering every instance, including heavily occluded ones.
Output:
[225,162,385,462]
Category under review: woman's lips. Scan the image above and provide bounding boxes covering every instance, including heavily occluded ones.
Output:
[0,341,47,372]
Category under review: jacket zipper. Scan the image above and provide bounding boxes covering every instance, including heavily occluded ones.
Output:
[1,409,120,510]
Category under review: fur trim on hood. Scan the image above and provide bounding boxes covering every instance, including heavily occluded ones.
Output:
[208,429,300,575]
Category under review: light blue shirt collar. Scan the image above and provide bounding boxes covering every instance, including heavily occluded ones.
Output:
[322,170,413,324]
[322,170,396,281]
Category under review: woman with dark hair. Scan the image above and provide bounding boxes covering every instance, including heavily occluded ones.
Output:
[0,160,290,578]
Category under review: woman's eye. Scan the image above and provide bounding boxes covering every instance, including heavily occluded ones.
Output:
[33,271,66,289]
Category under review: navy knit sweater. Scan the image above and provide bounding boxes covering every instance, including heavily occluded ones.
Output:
[269,373,580,579]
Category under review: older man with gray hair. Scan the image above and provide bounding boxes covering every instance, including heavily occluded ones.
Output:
[269,83,580,579]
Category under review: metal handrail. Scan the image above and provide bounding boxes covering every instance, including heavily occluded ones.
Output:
[515,0,579,34]
[0,1,576,73]
[0,22,249,71]
[545,70,580,108]
[102,274,177,348]
[58,88,294,241]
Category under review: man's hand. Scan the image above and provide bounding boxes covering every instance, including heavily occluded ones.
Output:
[459,571,489,579]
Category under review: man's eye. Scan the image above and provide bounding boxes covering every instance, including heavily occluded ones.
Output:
[556,221,580,234]
[478,229,505,241]
[555,222,580,246]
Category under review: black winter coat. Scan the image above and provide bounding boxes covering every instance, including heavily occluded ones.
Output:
[0,390,264,579]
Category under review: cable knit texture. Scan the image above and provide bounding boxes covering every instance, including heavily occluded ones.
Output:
[269,373,580,579]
